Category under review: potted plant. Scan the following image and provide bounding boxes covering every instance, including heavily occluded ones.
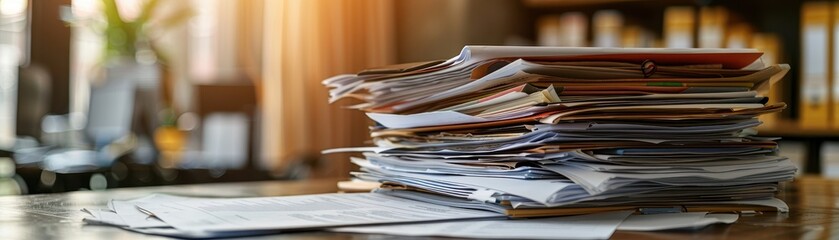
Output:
[100,0,192,99]
[65,0,192,103]
[64,0,192,159]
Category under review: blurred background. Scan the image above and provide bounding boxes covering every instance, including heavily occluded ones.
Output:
[0,0,829,195]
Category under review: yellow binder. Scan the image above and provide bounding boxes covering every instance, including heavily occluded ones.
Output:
[800,2,832,129]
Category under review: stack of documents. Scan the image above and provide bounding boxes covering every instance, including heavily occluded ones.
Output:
[81,193,740,239]
[324,46,795,217]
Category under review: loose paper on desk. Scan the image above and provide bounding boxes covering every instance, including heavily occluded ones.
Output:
[330,211,739,239]
[330,210,633,240]
[134,193,502,232]
[111,194,190,228]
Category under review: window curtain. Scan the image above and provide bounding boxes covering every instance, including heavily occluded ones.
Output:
[260,0,395,177]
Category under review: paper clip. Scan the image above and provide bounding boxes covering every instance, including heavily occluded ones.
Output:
[641,59,657,78]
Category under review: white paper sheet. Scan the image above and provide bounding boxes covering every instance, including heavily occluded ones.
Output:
[111,194,190,229]
[354,158,577,204]
[82,209,127,227]
[135,192,502,232]
[330,210,632,240]
[367,111,489,129]
[618,212,739,231]
[543,160,796,194]
[330,211,739,239]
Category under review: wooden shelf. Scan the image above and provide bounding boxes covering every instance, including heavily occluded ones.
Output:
[757,119,839,139]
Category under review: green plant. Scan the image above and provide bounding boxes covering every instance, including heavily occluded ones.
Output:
[62,0,193,122]
[98,0,192,63]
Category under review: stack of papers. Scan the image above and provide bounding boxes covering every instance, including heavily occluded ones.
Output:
[81,193,740,239]
[323,46,796,216]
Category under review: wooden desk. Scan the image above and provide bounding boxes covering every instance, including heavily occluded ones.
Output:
[0,177,837,239]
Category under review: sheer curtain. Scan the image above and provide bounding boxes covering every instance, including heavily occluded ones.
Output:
[260,0,395,177]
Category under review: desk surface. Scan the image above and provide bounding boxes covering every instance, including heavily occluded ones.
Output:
[0,177,837,239]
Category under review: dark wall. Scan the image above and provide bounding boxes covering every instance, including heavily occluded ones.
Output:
[394,0,528,63]
[29,0,71,114]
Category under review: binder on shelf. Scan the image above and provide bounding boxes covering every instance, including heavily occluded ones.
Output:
[560,12,588,47]
[726,23,752,49]
[537,12,587,47]
[699,6,728,48]
[664,6,695,48]
[592,10,623,47]
[800,2,832,129]
[620,25,653,48]
[821,142,839,177]
[833,3,839,128]
[536,15,562,46]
